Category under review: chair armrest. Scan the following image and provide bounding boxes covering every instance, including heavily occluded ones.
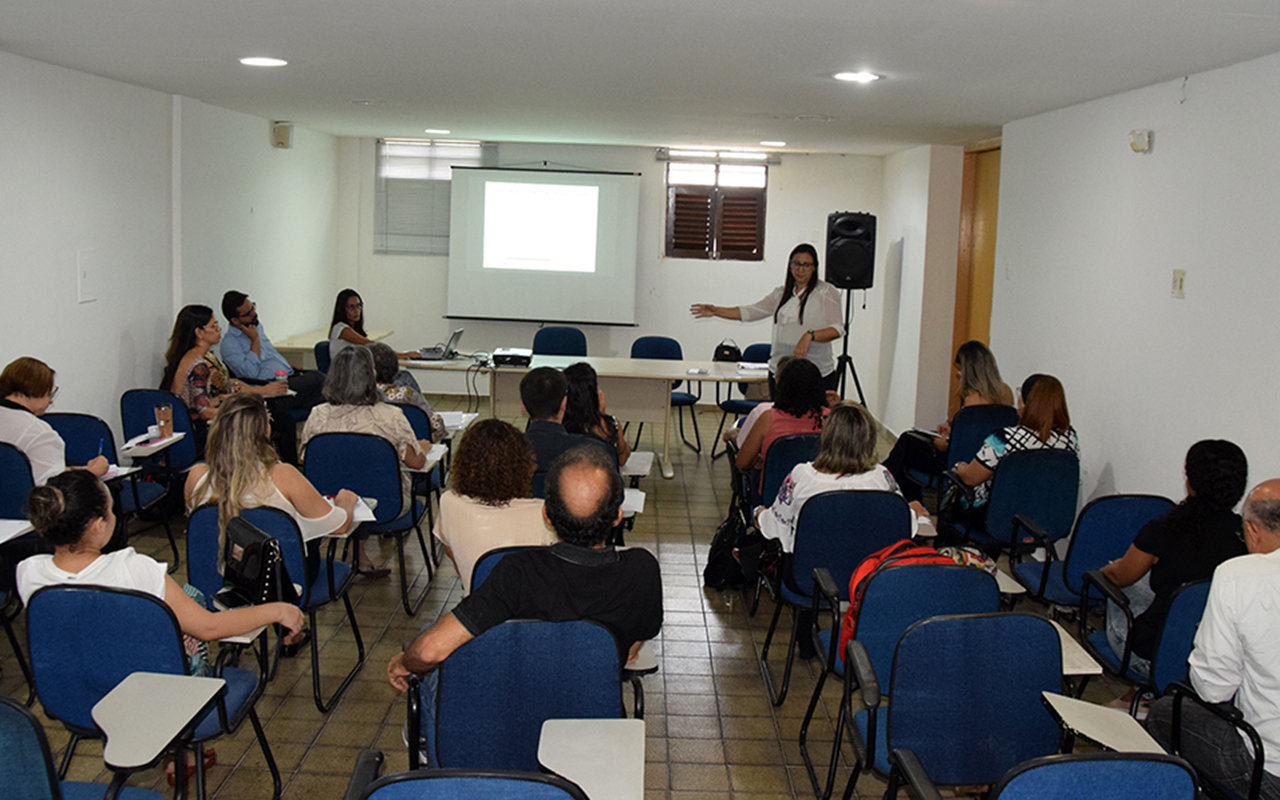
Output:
[941,469,975,506]
[1170,681,1266,800]
[813,567,840,612]
[846,639,880,710]
[342,750,384,800]
[811,567,841,666]
[1081,570,1133,674]
[1012,514,1053,567]
[1081,569,1128,608]
[407,674,423,771]
[890,748,944,800]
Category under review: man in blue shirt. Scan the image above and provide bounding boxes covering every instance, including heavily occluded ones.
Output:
[220,290,325,411]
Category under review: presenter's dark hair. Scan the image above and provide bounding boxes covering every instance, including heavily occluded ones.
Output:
[221,290,249,322]
[322,346,379,406]
[562,362,605,436]
[544,445,624,547]
[0,357,55,399]
[772,358,826,422]
[161,305,215,391]
[330,289,367,337]
[520,367,568,420]
[776,243,821,326]
[26,470,109,547]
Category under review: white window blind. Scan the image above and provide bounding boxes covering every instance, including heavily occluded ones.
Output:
[374,139,487,255]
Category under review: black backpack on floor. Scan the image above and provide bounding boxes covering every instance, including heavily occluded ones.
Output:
[703,508,748,590]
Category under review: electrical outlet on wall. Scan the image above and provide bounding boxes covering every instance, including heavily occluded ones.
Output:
[1172,269,1186,299]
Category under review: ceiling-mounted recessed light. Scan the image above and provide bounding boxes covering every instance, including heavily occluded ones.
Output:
[240,57,288,67]
[833,71,880,83]
[424,128,452,135]
[760,140,786,147]
[350,99,377,106]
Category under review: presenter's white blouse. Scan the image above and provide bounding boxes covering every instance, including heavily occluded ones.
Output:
[738,280,844,376]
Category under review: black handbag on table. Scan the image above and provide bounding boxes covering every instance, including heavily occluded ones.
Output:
[714,338,742,363]
[214,515,300,609]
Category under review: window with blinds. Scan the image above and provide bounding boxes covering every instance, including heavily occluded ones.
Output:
[665,161,766,261]
[374,139,486,255]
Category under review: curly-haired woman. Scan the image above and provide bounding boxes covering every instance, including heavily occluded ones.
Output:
[1100,439,1248,678]
[433,418,556,594]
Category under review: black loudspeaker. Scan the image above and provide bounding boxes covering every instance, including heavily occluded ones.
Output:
[825,211,876,290]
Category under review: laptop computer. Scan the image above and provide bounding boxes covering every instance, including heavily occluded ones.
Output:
[417,328,464,361]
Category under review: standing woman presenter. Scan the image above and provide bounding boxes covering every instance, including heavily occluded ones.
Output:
[690,243,844,392]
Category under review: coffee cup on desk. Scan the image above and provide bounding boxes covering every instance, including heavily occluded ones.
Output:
[147,424,161,440]
[154,402,174,438]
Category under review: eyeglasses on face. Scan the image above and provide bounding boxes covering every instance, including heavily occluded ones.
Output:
[789,259,816,268]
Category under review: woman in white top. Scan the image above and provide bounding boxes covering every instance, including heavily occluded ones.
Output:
[20,469,305,646]
[434,418,556,594]
[691,243,845,391]
[328,289,416,361]
[0,357,108,485]
[185,393,359,580]
[755,403,931,552]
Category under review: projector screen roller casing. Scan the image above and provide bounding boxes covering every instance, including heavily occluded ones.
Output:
[447,167,641,325]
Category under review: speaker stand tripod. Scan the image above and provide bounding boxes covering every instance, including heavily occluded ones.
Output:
[835,288,866,407]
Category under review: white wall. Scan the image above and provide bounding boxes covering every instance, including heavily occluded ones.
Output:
[338,139,895,403]
[0,51,173,435]
[994,49,1280,501]
[179,98,340,340]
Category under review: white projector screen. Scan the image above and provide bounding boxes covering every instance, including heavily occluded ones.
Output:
[447,167,641,325]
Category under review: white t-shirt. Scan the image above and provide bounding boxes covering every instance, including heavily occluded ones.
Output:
[329,322,354,359]
[758,462,918,552]
[738,280,844,376]
[0,404,65,486]
[17,547,167,606]
[433,491,557,595]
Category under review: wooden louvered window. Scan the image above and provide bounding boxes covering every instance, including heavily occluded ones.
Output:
[665,163,766,261]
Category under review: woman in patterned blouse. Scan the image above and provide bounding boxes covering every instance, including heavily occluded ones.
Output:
[161,305,287,421]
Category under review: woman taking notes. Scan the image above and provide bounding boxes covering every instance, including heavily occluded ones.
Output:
[691,243,844,390]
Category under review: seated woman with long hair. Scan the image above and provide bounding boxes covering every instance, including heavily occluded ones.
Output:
[735,358,830,479]
[951,373,1080,505]
[563,362,631,467]
[20,469,305,648]
[755,403,931,552]
[881,340,1014,500]
[434,419,556,594]
[1100,439,1248,678]
[328,289,417,361]
[185,393,359,583]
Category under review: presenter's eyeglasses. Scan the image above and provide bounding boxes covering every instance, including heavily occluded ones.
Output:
[789,258,816,268]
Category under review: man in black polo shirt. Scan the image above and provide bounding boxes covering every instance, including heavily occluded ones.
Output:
[387,444,662,692]
[520,366,608,497]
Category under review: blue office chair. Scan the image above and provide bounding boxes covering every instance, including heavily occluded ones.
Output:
[1015,494,1173,610]
[804,563,999,798]
[26,585,282,799]
[0,589,34,706]
[1079,575,1210,715]
[350,764,589,800]
[407,619,624,772]
[940,448,1080,560]
[532,327,587,357]
[629,336,702,453]
[759,490,911,707]
[868,613,1063,800]
[757,433,822,508]
[975,752,1199,800]
[710,342,770,460]
[0,694,166,800]
[304,432,432,615]
[45,412,179,571]
[0,442,34,520]
[119,389,200,470]
[902,403,1018,507]
[1167,681,1266,800]
[314,341,332,373]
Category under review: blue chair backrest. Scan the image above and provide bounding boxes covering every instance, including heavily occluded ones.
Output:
[1150,580,1212,695]
[240,507,310,604]
[0,444,34,520]
[27,586,187,732]
[760,434,821,505]
[985,449,1080,545]
[186,504,225,605]
[1062,494,1174,595]
[888,613,1062,787]
[532,327,587,357]
[433,619,622,771]
[946,404,1018,470]
[737,343,772,394]
[397,404,434,441]
[363,769,588,800]
[470,546,546,592]
[855,564,1000,687]
[631,336,683,361]
[305,432,404,523]
[43,412,118,465]
[786,490,911,599]
[0,693,61,798]
[315,341,331,373]
[992,752,1197,800]
[120,389,199,469]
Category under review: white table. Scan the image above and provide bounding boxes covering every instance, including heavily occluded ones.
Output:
[538,718,645,800]
[1041,691,1165,753]
[0,519,34,545]
[91,671,225,770]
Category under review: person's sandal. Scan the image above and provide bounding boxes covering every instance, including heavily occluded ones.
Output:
[281,628,312,659]
[356,564,391,578]
[165,747,217,786]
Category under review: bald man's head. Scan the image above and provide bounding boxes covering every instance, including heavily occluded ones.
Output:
[1243,479,1280,555]
[544,445,624,547]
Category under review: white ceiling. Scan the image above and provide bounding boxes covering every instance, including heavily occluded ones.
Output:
[5,0,1280,155]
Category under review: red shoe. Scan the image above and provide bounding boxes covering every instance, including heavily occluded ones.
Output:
[165,748,217,787]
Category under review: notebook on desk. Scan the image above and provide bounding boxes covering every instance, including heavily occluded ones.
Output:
[417,328,464,361]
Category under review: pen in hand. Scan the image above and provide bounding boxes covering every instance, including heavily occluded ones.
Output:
[98,439,104,458]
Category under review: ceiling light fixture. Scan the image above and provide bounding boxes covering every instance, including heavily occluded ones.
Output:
[833,71,880,83]
[760,140,786,147]
[424,128,452,135]
[240,57,288,67]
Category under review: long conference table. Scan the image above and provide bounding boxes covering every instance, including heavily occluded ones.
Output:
[402,355,768,479]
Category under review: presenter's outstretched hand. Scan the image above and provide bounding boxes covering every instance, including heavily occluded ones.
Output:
[690,303,716,319]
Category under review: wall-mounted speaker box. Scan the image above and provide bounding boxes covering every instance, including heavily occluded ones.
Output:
[272,122,293,149]
[825,211,876,290]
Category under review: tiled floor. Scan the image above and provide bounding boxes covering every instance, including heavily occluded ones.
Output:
[0,399,1128,798]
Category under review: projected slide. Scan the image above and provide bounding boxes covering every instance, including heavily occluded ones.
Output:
[482,182,599,273]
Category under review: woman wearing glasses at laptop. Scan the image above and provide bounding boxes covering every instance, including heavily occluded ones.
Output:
[328,289,418,361]
[691,243,845,392]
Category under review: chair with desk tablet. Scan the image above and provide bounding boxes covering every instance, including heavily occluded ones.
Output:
[629,336,701,453]
[901,752,1198,800]
[346,760,589,800]
[532,326,587,357]
[710,342,770,460]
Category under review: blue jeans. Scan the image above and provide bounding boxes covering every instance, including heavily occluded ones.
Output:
[1148,695,1280,800]
[1106,573,1153,679]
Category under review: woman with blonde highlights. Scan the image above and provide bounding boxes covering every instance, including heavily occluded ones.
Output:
[434,418,555,594]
